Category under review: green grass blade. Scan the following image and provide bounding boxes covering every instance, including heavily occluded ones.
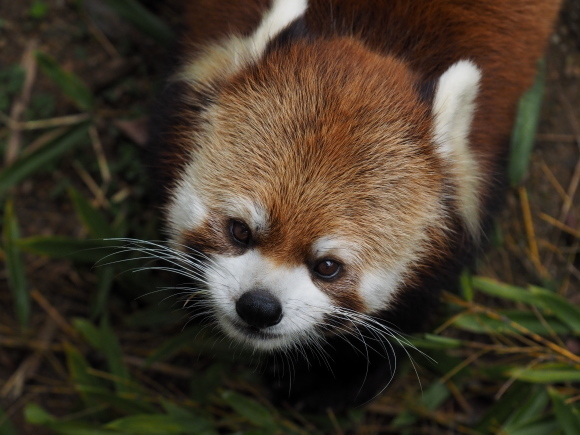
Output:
[105,414,214,434]
[102,0,174,46]
[0,123,90,197]
[2,199,30,328]
[91,266,114,320]
[502,386,550,431]
[0,405,18,435]
[36,51,94,111]
[24,403,57,425]
[509,368,580,383]
[529,286,580,333]
[17,236,118,263]
[221,390,277,430]
[509,59,546,186]
[99,319,132,395]
[549,388,580,435]
[64,342,109,408]
[472,277,537,305]
[453,310,572,335]
[69,188,117,238]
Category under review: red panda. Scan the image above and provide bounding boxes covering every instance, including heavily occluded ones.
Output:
[147,0,561,409]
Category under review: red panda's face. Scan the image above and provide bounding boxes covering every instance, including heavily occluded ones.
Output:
[164,40,456,351]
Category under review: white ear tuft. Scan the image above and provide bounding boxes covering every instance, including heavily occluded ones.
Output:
[432,60,482,237]
[176,0,308,84]
[249,0,308,58]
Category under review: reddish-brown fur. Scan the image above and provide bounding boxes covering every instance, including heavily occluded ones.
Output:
[181,0,560,203]
[148,0,562,409]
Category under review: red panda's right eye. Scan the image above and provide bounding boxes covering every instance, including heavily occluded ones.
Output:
[231,220,251,245]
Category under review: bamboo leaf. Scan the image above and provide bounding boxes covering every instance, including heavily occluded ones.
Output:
[17,236,118,263]
[549,388,580,435]
[2,199,29,328]
[105,414,214,434]
[24,403,56,425]
[36,51,94,111]
[453,310,572,335]
[509,368,580,383]
[69,188,117,238]
[102,0,173,46]
[99,319,132,395]
[509,59,545,186]
[529,286,580,333]
[472,277,537,305]
[64,342,108,408]
[0,404,18,435]
[0,123,90,197]
[221,391,276,430]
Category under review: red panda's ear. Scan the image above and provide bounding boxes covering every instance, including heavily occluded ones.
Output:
[174,0,308,86]
[432,60,482,237]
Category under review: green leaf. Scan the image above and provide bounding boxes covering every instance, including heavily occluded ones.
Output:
[504,416,559,435]
[502,386,550,431]
[106,414,213,435]
[529,286,580,333]
[408,334,463,350]
[69,188,117,238]
[73,318,102,349]
[476,383,533,432]
[145,327,204,366]
[36,52,94,111]
[549,388,580,435]
[24,403,56,425]
[64,342,108,408]
[29,0,48,19]
[99,319,132,394]
[221,391,276,430]
[509,59,545,186]
[472,277,537,305]
[508,367,580,383]
[92,265,115,320]
[0,404,18,435]
[459,269,474,301]
[17,236,119,264]
[2,199,29,328]
[391,381,450,428]
[0,123,90,197]
[453,310,572,335]
[102,0,174,46]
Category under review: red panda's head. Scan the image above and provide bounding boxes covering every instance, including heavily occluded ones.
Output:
[161,0,482,351]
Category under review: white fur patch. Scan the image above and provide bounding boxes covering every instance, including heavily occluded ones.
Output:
[223,197,269,233]
[433,60,482,237]
[248,0,308,58]
[358,268,403,312]
[312,236,360,265]
[206,250,332,351]
[166,177,207,240]
[176,0,308,84]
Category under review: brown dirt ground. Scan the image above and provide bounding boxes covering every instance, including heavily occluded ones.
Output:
[0,0,579,433]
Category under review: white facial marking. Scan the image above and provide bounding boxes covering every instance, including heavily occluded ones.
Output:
[223,197,269,232]
[312,236,360,265]
[176,0,308,84]
[206,250,332,351]
[433,60,482,237]
[166,177,207,240]
[358,268,404,313]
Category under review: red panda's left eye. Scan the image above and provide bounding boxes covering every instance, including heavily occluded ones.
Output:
[314,260,341,279]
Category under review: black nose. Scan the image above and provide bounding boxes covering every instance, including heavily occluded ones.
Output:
[236,289,283,329]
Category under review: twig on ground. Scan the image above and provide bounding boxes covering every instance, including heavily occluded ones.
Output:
[5,39,38,165]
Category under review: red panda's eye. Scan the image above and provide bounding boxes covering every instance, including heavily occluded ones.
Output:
[230,220,251,245]
[314,260,341,279]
